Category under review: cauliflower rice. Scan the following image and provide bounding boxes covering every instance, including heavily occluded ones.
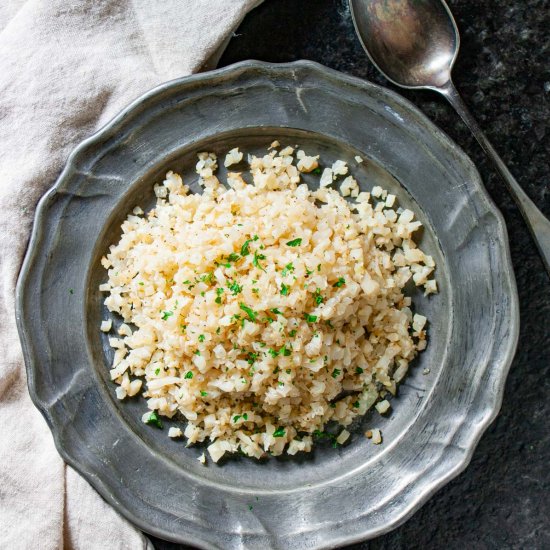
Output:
[100,144,437,463]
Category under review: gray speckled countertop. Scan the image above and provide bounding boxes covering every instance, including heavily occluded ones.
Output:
[151,1,549,548]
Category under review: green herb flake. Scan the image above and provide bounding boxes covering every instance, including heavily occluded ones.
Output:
[317,264,321,272]
[200,391,208,397]
[253,251,266,272]
[352,401,360,408]
[69,289,74,294]
[161,311,173,320]
[304,313,318,323]
[198,334,205,342]
[289,329,297,337]
[194,350,201,356]
[312,167,322,175]
[240,239,253,256]
[333,277,346,288]
[332,368,341,379]
[355,367,364,374]
[215,296,222,304]
[286,369,291,374]
[138,282,144,286]
[145,411,163,429]
[184,371,193,379]
[239,303,257,322]
[216,327,221,334]
[286,238,302,247]
[280,345,291,357]
[314,289,324,305]
[227,253,240,263]
[273,427,285,438]
[243,413,248,420]
[280,283,289,296]
[228,281,242,295]
[182,280,191,284]
[270,308,282,315]
[248,505,253,511]
[281,262,294,276]
[325,320,334,329]
[268,348,279,358]
[233,415,241,423]
[154,368,160,375]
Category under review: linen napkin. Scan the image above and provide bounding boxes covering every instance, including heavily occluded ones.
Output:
[0,1,261,548]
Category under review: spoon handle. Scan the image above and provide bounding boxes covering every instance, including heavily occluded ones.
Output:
[440,81,550,276]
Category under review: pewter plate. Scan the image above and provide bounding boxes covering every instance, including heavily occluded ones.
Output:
[16,61,519,549]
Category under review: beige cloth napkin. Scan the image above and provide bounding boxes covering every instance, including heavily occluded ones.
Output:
[0,1,261,548]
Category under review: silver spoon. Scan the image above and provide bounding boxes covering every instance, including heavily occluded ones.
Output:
[349,0,550,276]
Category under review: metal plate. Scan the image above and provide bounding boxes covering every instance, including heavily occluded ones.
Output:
[15,61,519,549]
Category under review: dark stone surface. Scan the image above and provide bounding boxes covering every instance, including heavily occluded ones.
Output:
[150,1,550,548]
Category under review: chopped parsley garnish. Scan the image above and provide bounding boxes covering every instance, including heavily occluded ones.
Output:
[280,345,291,356]
[325,320,334,329]
[233,415,241,423]
[154,368,160,375]
[145,411,163,429]
[243,413,248,420]
[69,288,74,294]
[289,329,297,337]
[200,391,208,396]
[312,167,322,175]
[252,288,259,294]
[184,371,193,379]
[247,352,258,365]
[333,277,346,288]
[138,282,144,286]
[182,280,191,284]
[215,296,222,304]
[227,253,240,262]
[273,427,286,438]
[268,348,279,358]
[280,283,289,296]
[281,262,294,276]
[240,239,253,256]
[355,367,364,374]
[198,334,205,342]
[216,327,221,334]
[286,238,302,247]
[253,251,266,272]
[332,368,341,379]
[317,264,321,272]
[161,311,173,320]
[180,324,187,332]
[194,350,201,356]
[228,281,242,295]
[216,287,224,295]
[314,289,323,305]
[286,369,291,374]
[239,303,257,322]
[304,313,318,323]
[353,401,360,408]
[270,308,282,314]
[200,272,214,284]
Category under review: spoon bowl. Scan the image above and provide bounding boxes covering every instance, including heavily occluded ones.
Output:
[350,0,459,88]
[349,0,550,276]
